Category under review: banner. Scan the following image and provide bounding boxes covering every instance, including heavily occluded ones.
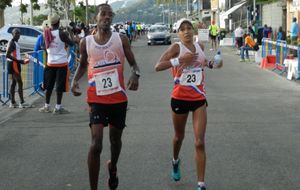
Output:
[198,29,210,42]
[211,0,219,11]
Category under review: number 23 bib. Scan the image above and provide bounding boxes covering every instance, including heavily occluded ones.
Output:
[179,68,203,86]
[94,69,122,96]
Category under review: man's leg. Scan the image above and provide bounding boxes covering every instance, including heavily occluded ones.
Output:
[88,124,104,190]
[13,74,24,104]
[109,127,123,169]
[240,47,245,60]
[9,75,17,104]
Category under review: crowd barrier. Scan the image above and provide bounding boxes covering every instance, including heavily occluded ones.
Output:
[0,47,78,105]
[261,38,300,79]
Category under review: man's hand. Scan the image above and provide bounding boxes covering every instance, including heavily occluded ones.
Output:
[71,80,82,96]
[126,74,139,91]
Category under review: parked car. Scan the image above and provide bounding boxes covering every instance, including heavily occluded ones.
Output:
[147,25,171,45]
[0,24,42,52]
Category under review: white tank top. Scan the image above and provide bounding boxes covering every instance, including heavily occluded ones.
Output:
[7,41,21,62]
[47,30,68,66]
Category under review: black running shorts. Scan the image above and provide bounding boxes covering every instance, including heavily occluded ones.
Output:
[89,102,128,129]
[171,98,207,114]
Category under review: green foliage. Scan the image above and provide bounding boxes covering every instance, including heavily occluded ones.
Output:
[74,3,96,23]
[0,0,12,10]
[20,3,28,14]
[33,14,48,25]
[31,0,40,10]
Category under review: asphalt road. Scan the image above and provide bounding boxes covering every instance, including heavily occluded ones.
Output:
[0,35,300,190]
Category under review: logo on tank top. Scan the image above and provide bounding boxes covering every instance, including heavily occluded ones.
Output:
[93,50,121,69]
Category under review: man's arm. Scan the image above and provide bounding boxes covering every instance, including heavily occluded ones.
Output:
[120,34,139,91]
[60,30,75,47]
[71,38,88,96]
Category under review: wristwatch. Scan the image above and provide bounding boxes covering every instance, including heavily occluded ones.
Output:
[132,70,140,78]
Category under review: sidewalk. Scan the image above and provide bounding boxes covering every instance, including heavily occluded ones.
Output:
[0,89,42,125]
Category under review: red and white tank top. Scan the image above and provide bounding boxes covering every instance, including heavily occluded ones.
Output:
[171,42,207,101]
[47,30,68,67]
[86,32,127,104]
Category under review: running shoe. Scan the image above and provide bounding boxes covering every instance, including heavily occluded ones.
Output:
[196,185,206,190]
[239,59,245,62]
[107,160,119,190]
[52,107,70,114]
[245,58,250,62]
[39,106,51,113]
[9,102,17,108]
[19,102,31,108]
[171,159,181,181]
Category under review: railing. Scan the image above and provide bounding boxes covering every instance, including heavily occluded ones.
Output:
[261,38,300,78]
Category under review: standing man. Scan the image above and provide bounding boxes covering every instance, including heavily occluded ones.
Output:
[71,3,140,190]
[6,28,30,108]
[208,20,219,51]
[290,17,299,56]
[38,14,75,114]
[234,25,244,50]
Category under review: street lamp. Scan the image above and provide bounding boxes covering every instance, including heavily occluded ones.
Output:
[160,4,165,24]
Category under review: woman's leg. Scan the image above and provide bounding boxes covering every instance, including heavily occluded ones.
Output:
[192,104,207,182]
[172,112,189,160]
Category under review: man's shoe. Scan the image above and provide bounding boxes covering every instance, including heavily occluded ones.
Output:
[52,107,70,114]
[107,160,119,190]
[196,185,206,190]
[245,58,250,62]
[9,102,17,108]
[39,106,51,113]
[171,159,181,181]
[240,59,245,62]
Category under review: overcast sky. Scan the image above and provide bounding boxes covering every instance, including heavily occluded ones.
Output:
[11,0,114,6]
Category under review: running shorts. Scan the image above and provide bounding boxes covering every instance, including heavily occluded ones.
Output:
[171,98,207,114]
[89,102,128,129]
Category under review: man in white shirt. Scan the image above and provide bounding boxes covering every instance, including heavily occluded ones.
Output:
[235,26,244,50]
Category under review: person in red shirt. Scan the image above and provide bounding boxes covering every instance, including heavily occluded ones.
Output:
[71,3,140,190]
[155,18,222,190]
[240,33,256,62]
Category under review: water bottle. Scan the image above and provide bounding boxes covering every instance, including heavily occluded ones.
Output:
[214,49,222,65]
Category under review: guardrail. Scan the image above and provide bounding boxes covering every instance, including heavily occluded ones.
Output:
[261,38,300,78]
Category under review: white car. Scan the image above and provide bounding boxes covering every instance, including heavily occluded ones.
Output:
[0,25,42,52]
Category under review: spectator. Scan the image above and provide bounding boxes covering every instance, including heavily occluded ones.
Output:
[263,24,270,38]
[234,25,244,50]
[248,24,256,39]
[290,17,299,45]
[38,14,75,114]
[277,26,286,41]
[240,33,256,62]
[6,28,30,108]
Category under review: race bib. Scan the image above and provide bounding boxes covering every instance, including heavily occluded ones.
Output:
[94,69,121,96]
[179,68,202,86]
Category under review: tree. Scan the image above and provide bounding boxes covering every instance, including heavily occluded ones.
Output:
[30,0,40,25]
[0,0,13,27]
[20,0,28,24]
